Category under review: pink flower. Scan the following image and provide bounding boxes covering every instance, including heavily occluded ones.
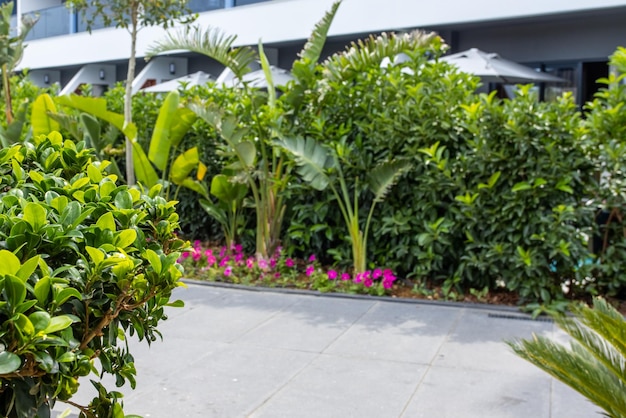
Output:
[274,272,281,278]
[341,273,351,281]
[219,256,230,267]
[285,258,295,268]
[207,255,216,266]
[306,265,315,277]
[246,257,255,269]
[258,258,268,269]
[382,279,394,289]
[224,266,232,276]
[353,273,363,284]
[194,240,201,248]
[364,278,373,288]
[234,253,243,264]
[372,269,382,279]
[204,249,213,257]
[234,244,243,254]
[192,251,201,262]
[219,247,227,257]
[308,254,316,262]
[327,270,337,280]
[270,258,277,269]
[182,252,190,259]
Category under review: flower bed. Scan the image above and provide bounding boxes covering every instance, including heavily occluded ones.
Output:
[178,241,398,297]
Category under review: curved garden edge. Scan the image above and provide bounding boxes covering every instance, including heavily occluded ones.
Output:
[181,278,529,315]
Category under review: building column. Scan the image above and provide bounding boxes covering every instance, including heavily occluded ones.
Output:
[225,0,235,8]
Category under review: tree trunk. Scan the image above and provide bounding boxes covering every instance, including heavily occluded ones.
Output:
[124,6,138,185]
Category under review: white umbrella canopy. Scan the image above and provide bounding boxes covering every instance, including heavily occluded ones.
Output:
[440,48,566,84]
[141,71,214,93]
[220,66,294,88]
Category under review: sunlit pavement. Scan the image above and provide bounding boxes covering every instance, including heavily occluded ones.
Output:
[55,283,599,418]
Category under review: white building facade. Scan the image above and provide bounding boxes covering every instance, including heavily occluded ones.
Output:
[7,0,626,102]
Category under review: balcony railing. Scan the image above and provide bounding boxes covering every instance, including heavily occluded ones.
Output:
[22,0,273,40]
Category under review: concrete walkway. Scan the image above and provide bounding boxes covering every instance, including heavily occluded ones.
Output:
[55,283,600,418]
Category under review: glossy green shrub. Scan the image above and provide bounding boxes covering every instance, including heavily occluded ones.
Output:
[0,132,186,417]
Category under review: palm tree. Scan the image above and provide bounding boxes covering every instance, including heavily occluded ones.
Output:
[508,298,626,418]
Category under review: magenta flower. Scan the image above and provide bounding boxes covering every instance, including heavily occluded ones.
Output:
[285,258,295,268]
[372,269,382,279]
[364,278,373,288]
[219,247,227,258]
[207,255,216,266]
[382,279,394,289]
[204,249,213,257]
[327,270,338,280]
[246,257,255,269]
[234,253,243,264]
[224,266,232,276]
[234,244,243,254]
[258,258,268,269]
[192,251,201,262]
[219,256,230,268]
[353,273,363,284]
[341,272,351,281]
[308,254,316,262]
[274,272,281,278]
[194,240,201,248]
[269,258,277,269]
[306,265,315,276]
[182,252,190,259]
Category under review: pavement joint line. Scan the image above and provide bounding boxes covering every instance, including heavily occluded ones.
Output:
[183,279,529,315]
[319,299,379,354]
[399,307,466,417]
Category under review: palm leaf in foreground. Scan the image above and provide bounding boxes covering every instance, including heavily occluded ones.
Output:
[508,298,626,418]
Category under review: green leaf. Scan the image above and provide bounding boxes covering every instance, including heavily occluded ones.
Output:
[16,255,40,282]
[132,138,159,187]
[276,137,334,191]
[235,141,256,168]
[53,288,81,306]
[23,202,47,231]
[149,91,180,171]
[31,94,60,137]
[165,299,185,308]
[0,351,21,374]
[0,250,20,276]
[34,277,51,306]
[86,246,105,265]
[96,212,116,231]
[298,0,342,63]
[170,108,197,148]
[512,182,532,192]
[210,174,248,204]
[42,315,74,334]
[199,199,228,226]
[116,229,137,249]
[367,160,411,203]
[114,191,133,210]
[87,163,103,183]
[79,113,102,153]
[144,249,162,274]
[170,147,199,184]
[5,275,26,309]
[29,311,51,333]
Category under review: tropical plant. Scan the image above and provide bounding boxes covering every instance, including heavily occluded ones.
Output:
[199,173,248,250]
[0,132,186,417]
[277,136,410,274]
[508,298,625,418]
[66,0,196,185]
[0,2,37,145]
[146,1,343,259]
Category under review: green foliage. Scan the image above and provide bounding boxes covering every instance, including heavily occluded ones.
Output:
[509,298,626,417]
[0,132,186,417]
[583,53,626,295]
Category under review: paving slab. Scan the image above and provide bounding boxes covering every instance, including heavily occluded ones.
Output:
[52,284,602,418]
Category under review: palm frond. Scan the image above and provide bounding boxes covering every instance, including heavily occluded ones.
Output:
[275,137,335,191]
[322,30,443,82]
[367,160,411,203]
[508,298,626,418]
[298,0,341,64]
[146,25,256,79]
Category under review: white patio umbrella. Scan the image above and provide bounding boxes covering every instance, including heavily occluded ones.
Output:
[440,48,565,84]
[141,71,214,93]
[220,66,294,88]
